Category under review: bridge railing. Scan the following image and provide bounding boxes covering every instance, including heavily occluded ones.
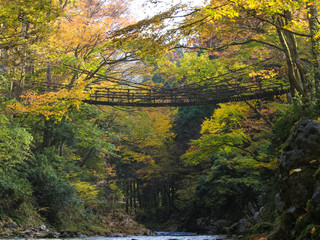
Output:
[85,81,289,106]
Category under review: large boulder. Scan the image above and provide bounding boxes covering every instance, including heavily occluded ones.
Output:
[270,120,320,239]
[278,120,320,215]
[195,217,230,234]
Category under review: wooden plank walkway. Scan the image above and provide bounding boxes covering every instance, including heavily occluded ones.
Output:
[59,65,290,107]
[83,83,289,107]
[19,66,289,107]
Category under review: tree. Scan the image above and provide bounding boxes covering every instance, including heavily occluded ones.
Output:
[114,0,320,107]
[0,0,64,96]
[0,114,33,170]
[181,102,281,224]
[104,106,177,217]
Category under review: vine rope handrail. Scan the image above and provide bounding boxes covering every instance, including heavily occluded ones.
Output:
[17,67,290,107]
[84,82,289,107]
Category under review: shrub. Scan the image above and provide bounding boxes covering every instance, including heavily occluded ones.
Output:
[27,159,81,223]
[0,169,32,217]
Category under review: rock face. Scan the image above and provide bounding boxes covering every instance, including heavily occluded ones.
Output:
[279,120,320,214]
[194,217,230,234]
[270,120,320,239]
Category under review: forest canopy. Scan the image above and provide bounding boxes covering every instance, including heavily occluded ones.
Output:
[0,0,320,239]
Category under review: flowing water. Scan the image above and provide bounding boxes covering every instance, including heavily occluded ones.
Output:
[2,236,233,240]
[2,232,234,240]
[75,233,233,240]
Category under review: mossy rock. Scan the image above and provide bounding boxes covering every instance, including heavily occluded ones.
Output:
[296,224,320,240]
[251,222,274,234]
[279,212,295,229]
[268,213,296,240]
[268,225,289,240]
[308,202,320,222]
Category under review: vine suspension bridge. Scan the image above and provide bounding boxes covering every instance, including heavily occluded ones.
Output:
[22,66,290,107]
[84,83,289,107]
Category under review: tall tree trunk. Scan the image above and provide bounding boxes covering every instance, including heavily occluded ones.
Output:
[57,141,64,156]
[307,2,320,99]
[129,180,133,214]
[153,189,158,209]
[133,180,137,213]
[125,182,129,213]
[46,63,52,91]
[137,181,142,208]
[161,183,167,208]
[42,119,54,148]
[275,13,310,106]
[79,147,95,167]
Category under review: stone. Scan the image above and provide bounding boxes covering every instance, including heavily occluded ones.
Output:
[19,230,35,238]
[274,193,285,212]
[61,232,71,238]
[108,233,124,237]
[229,218,246,234]
[278,120,320,213]
[39,224,48,231]
[196,218,204,226]
[4,221,18,229]
[210,219,230,234]
[42,232,60,238]
[77,234,88,238]
[288,206,296,213]
[280,149,304,175]
[36,232,46,237]
[247,202,256,216]
[312,186,320,204]
[238,218,246,233]
[271,120,320,239]
[195,217,230,234]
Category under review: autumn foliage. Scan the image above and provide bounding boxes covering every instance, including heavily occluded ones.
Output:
[0,0,320,238]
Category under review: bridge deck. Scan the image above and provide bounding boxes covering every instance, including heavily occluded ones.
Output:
[84,83,289,107]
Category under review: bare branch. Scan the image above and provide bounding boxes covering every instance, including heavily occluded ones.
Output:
[174,38,284,52]
[244,100,273,128]
[256,16,311,38]
[224,143,260,161]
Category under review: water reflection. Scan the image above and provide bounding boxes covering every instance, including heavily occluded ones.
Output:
[85,235,232,240]
[2,234,233,240]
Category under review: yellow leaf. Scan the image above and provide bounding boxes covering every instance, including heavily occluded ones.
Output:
[311,226,316,234]
[289,168,302,175]
[310,160,317,164]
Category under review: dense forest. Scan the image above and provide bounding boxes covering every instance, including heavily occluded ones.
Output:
[0,0,320,239]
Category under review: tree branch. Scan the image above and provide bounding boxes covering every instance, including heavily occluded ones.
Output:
[225,143,259,161]
[244,100,273,128]
[256,16,311,38]
[174,38,284,52]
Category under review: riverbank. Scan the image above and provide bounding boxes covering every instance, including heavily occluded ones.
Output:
[0,211,150,239]
[0,217,270,240]
[0,227,235,240]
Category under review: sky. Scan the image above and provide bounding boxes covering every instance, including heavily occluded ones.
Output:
[129,0,207,20]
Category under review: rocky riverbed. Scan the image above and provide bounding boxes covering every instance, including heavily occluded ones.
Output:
[0,221,234,240]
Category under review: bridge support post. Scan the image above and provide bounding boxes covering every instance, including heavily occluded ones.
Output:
[127,89,130,103]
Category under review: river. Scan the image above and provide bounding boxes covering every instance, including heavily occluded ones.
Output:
[2,236,233,240]
[1,232,234,240]
[73,233,233,240]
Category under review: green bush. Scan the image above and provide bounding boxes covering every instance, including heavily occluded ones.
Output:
[272,101,320,151]
[27,157,81,223]
[0,169,32,216]
[0,114,33,170]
